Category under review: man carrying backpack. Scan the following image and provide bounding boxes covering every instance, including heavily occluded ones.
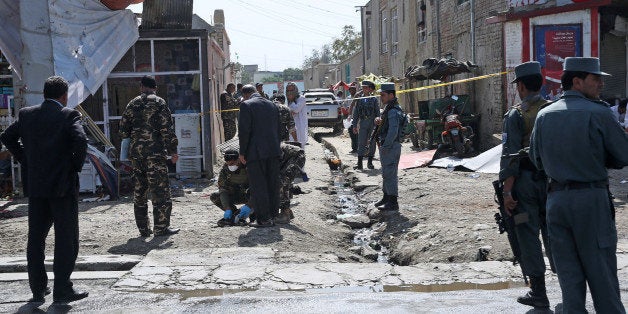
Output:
[373,82,406,211]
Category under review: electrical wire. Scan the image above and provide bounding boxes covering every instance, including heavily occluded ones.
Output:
[273,0,358,19]
[228,27,319,48]
[232,0,340,37]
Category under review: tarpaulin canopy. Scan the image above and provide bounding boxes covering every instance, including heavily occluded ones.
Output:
[332,81,350,91]
[100,0,144,10]
[356,73,395,92]
[0,0,139,108]
[405,58,477,82]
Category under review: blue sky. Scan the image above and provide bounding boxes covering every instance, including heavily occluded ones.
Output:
[128,0,364,71]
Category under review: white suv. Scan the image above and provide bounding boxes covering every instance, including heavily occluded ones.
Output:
[303,89,343,132]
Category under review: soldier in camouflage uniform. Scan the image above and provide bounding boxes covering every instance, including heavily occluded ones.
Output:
[275,142,305,224]
[211,149,250,227]
[119,75,180,237]
[255,82,270,99]
[220,83,238,141]
[274,94,298,142]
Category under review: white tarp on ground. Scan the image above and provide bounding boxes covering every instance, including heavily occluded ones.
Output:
[431,144,503,174]
[0,0,138,108]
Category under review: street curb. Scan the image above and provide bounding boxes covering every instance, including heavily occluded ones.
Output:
[0,255,142,273]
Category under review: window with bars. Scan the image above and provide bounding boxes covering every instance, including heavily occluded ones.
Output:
[417,1,427,43]
[381,10,388,54]
[366,17,372,59]
[391,8,399,54]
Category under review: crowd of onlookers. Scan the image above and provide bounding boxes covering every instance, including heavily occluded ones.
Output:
[214,82,309,227]
[607,97,628,130]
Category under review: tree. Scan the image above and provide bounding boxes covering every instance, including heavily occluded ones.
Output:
[302,25,361,68]
[262,75,283,83]
[303,48,321,68]
[302,44,333,68]
[234,62,253,84]
[331,25,362,62]
[283,68,303,81]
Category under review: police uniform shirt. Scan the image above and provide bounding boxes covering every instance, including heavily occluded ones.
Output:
[530,90,628,182]
[500,94,547,181]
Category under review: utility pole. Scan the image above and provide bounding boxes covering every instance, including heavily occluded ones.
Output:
[356,5,367,75]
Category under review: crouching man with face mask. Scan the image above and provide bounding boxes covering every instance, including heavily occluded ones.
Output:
[210,149,251,226]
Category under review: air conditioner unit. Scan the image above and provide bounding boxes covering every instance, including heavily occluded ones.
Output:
[174,115,202,178]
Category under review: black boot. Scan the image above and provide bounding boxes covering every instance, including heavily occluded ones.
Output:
[367,156,375,169]
[378,195,399,211]
[374,193,388,207]
[517,276,550,308]
[354,156,363,170]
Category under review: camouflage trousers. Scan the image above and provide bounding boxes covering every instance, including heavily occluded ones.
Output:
[279,156,305,210]
[223,118,237,141]
[210,188,248,212]
[131,157,172,234]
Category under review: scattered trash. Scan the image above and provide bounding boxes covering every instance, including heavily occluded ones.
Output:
[469,173,480,179]
[621,179,628,184]
[81,195,111,203]
[324,149,342,170]
[333,173,344,188]
[446,163,454,172]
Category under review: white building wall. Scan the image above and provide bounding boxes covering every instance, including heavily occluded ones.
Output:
[505,20,523,108]
[504,10,591,109]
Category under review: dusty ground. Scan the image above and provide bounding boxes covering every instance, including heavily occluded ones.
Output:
[1,131,627,268]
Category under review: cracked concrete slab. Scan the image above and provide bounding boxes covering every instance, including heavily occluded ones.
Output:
[112,248,534,292]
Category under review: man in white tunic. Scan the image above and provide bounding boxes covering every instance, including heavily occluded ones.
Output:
[286,82,308,148]
[286,82,309,181]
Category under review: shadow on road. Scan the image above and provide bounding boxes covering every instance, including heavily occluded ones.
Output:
[16,302,72,314]
[237,227,284,247]
[107,235,172,255]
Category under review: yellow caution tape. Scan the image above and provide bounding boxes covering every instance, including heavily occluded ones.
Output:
[198,71,510,114]
[397,71,510,94]
[343,71,510,102]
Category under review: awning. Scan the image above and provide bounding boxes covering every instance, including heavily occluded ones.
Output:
[0,0,139,108]
[332,81,350,91]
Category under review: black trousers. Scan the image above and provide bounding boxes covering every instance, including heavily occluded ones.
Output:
[247,157,280,222]
[27,195,79,295]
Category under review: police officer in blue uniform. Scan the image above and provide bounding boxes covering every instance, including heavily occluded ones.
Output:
[352,80,380,170]
[530,57,628,313]
[500,61,553,309]
[373,83,405,211]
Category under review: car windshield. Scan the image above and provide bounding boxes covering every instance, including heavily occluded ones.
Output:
[305,95,335,104]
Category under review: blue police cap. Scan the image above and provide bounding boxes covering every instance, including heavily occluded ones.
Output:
[563,57,610,76]
[511,61,542,83]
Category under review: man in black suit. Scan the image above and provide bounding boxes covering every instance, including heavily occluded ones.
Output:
[238,84,281,227]
[0,76,88,304]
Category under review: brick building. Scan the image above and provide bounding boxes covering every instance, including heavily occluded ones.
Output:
[357,0,508,149]
[350,0,627,150]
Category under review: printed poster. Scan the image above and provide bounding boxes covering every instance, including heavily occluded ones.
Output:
[534,24,583,100]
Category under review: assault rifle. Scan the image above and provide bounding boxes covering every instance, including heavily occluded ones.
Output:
[494,149,532,284]
[493,179,528,285]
